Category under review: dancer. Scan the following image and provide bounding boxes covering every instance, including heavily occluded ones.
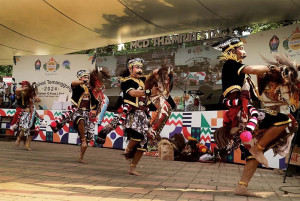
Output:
[97,66,175,145]
[70,68,110,163]
[213,38,295,197]
[14,81,43,150]
[11,81,40,131]
[120,58,160,175]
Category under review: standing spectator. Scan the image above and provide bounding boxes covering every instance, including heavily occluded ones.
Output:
[0,76,8,107]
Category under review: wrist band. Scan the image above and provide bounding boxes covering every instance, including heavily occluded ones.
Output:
[145,89,151,96]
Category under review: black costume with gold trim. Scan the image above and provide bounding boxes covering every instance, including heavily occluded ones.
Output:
[222,59,291,160]
[70,83,99,141]
[222,59,247,97]
[120,76,151,108]
[214,38,291,161]
[121,76,152,151]
[70,84,97,110]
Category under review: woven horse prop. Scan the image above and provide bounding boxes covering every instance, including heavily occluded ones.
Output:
[50,68,110,133]
[96,66,175,145]
[145,66,175,143]
[214,55,300,160]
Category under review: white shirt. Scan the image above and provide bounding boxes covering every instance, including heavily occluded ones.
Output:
[0,81,8,95]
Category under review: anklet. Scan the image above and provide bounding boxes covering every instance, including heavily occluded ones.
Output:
[257,143,265,150]
[130,163,136,167]
[238,181,248,187]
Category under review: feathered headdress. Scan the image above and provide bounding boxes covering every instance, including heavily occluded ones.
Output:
[213,38,244,62]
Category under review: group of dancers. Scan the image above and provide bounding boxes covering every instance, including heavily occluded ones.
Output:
[9,37,299,197]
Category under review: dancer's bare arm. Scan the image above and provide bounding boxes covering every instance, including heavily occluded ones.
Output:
[71,80,85,87]
[15,87,26,98]
[242,65,269,75]
[128,69,160,97]
[128,87,160,97]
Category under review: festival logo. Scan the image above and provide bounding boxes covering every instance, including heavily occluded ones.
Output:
[194,46,202,53]
[283,27,300,51]
[43,57,60,72]
[35,59,41,71]
[62,60,71,69]
[269,35,279,52]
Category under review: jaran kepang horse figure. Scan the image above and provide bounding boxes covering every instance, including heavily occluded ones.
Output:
[145,66,176,142]
[214,55,299,161]
[50,67,111,133]
[96,66,176,145]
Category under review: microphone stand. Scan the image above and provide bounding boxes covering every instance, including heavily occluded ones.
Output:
[174,83,195,111]
[174,83,187,111]
[283,109,299,183]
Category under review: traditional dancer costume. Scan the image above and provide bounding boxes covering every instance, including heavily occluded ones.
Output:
[14,81,43,150]
[214,38,291,159]
[70,70,98,142]
[121,78,151,152]
[213,38,297,197]
[115,58,159,175]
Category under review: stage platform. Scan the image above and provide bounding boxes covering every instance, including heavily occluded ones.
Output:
[0,109,289,169]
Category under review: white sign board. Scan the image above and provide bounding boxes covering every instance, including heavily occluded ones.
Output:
[12,54,95,109]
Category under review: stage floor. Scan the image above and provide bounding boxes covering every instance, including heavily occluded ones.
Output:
[0,141,299,200]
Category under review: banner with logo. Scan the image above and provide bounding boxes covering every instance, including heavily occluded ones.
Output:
[12,24,300,111]
[243,23,300,65]
[12,54,97,109]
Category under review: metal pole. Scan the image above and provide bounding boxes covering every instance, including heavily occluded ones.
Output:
[283,110,299,183]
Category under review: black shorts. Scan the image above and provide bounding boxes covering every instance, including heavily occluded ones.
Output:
[259,112,291,129]
[125,128,147,151]
[240,145,254,160]
[241,112,291,161]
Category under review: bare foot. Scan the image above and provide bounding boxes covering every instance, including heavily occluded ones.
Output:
[25,146,32,151]
[15,138,20,147]
[234,185,262,197]
[128,166,141,176]
[78,157,88,164]
[249,146,269,168]
[128,170,141,176]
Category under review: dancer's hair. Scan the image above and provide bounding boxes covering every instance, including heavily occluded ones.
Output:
[89,67,111,89]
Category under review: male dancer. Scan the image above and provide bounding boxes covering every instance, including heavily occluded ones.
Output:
[70,70,98,163]
[120,58,159,176]
[14,81,42,150]
[213,38,291,197]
